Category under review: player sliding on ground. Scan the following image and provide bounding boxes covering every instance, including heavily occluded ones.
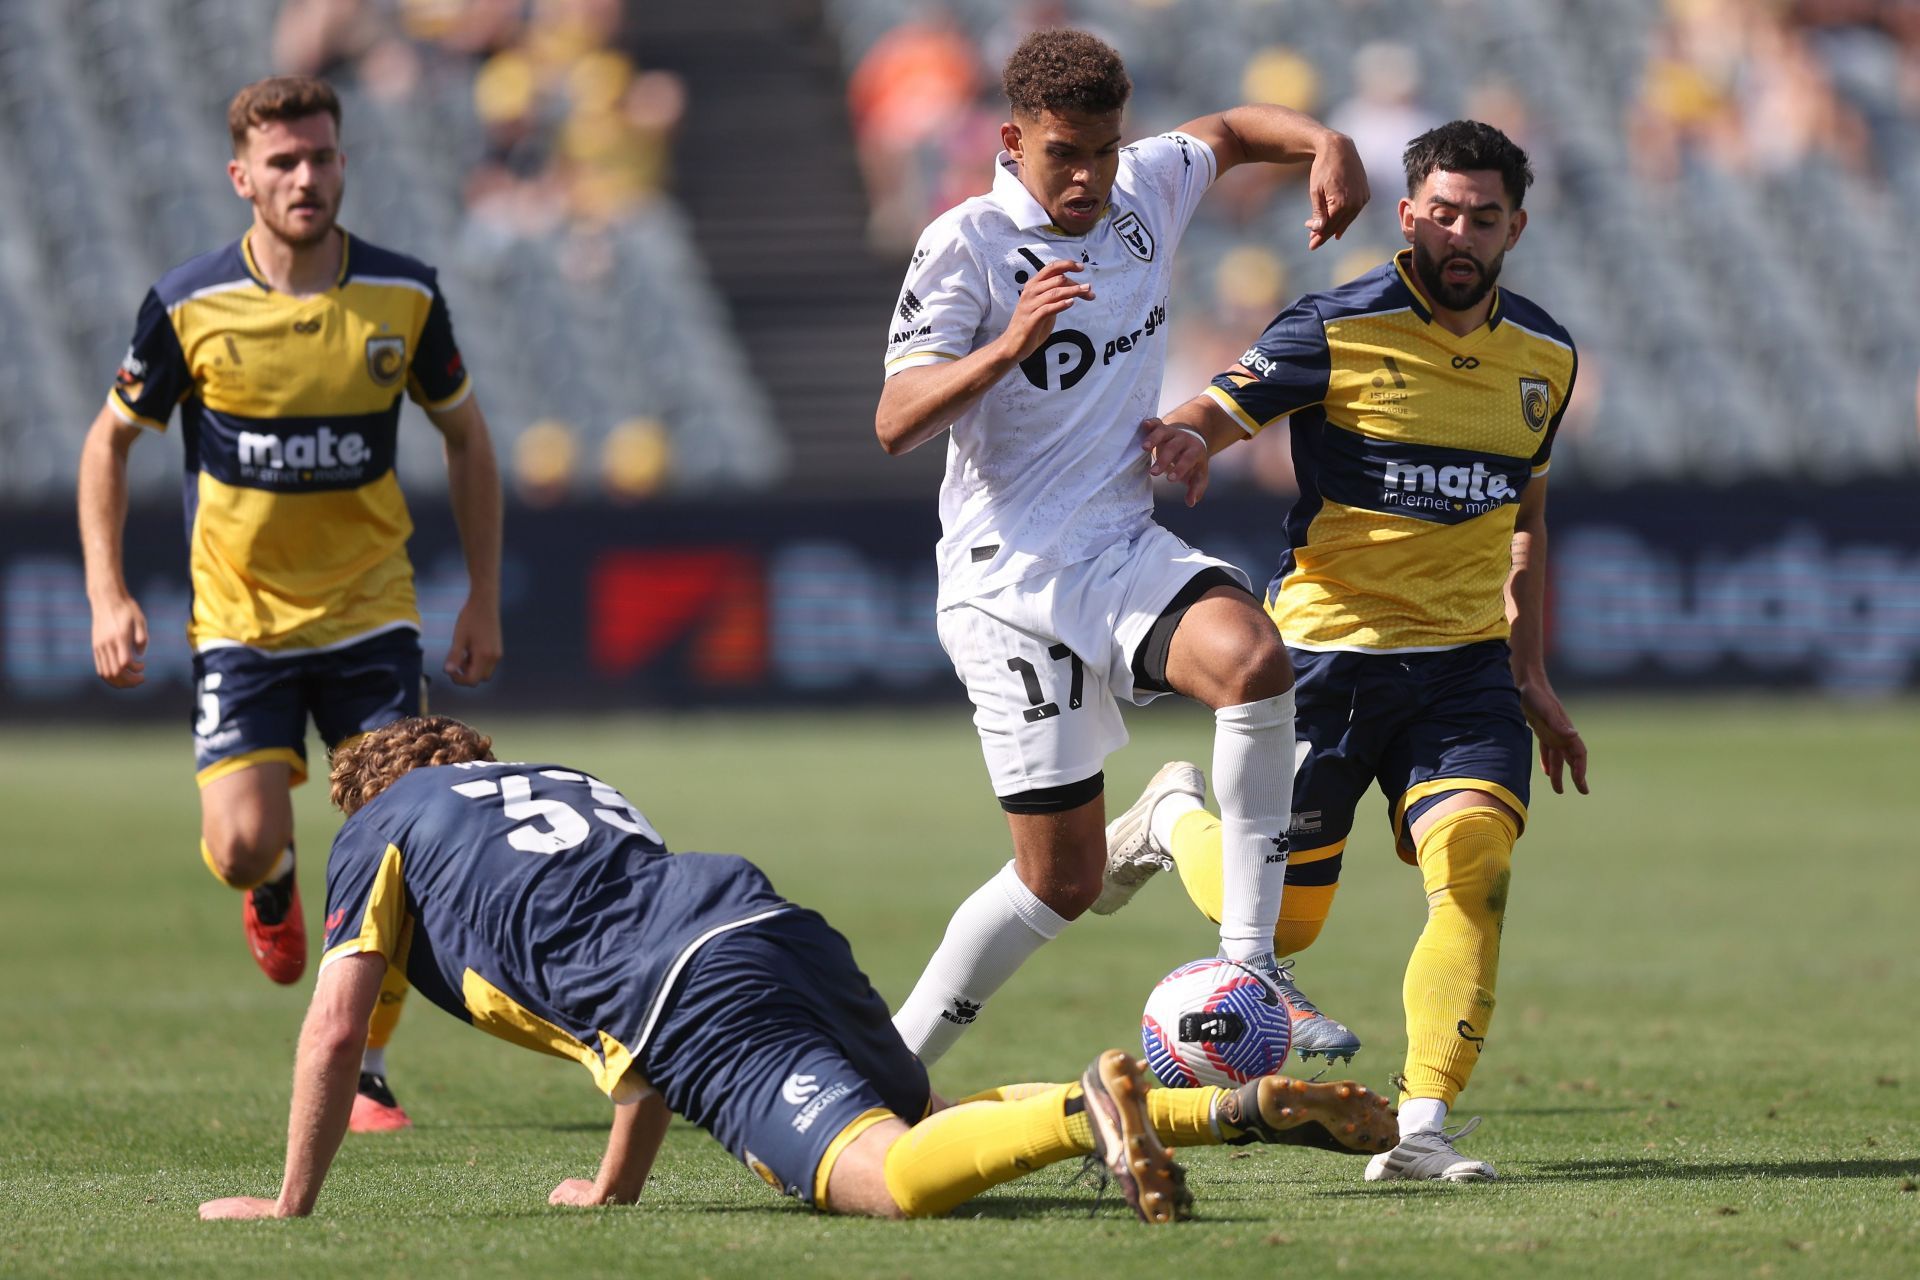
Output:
[77,76,503,1131]
[1114,121,1589,1182]
[198,716,1394,1224]
[877,27,1369,1071]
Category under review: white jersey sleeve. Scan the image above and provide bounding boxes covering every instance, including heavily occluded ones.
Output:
[1119,131,1217,246]
[884,216,987,376]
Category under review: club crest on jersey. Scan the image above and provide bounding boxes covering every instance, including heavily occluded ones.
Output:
[366,335,407,387]
[1519,377,1551,432]
[1111,210,1154,262]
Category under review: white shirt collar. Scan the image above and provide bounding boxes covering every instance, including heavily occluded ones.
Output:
[988,151,1062,232]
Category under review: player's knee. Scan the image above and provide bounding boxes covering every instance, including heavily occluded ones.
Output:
[1415,806,1515,906]
[1208,628,1293,707]
[1028,864,1103,919]
[200,825,289,889]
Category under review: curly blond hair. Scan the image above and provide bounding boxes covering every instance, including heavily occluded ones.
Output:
[330,715,496,816]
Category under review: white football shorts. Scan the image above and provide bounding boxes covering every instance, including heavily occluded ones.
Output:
[935,523,1249,798]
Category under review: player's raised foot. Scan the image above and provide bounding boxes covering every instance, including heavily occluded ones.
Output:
[1365,1117,1496,1182]
[1266,958,1361,1063]
[1090,761,1205,916]
[1079,1049,1193,1224]
[1218,1076,1396,1156]
[349,1071,413,1133]
[241,868,306,985]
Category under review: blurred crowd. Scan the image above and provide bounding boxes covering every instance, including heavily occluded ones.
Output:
[833,0,1920,493]
[275,0,686,238]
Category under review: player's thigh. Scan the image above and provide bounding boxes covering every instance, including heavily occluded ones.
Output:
[642,913,929,1209]
[822,1115,912,1218]
[1378,642,1533,861]
[1160,585,1292,708]
[935,599,1126,802]
[1097,524,1255,708]
[309,629,427,750]
[199,761,295,856]
[191,645,309,807]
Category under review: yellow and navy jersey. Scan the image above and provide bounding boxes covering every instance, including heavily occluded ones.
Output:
[319,762,791,1100]
[1206,249,1577,653]
[107,232,472,653]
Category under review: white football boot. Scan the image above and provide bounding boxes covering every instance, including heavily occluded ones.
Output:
[1364,1117,1497,1182]
[1089,761,1205,915]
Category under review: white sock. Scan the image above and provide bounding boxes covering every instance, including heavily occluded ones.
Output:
[1400,1097,1448,1137]
[891,860,1068,1065]
[361,1046,387,1077]
[267,846,295,883]
[1149,790,1204,854]
[1212,690,1295,964]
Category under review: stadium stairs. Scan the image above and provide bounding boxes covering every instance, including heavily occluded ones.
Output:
[627,1,943,494]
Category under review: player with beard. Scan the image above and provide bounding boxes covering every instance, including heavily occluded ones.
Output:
[1112,120,1589,1181]
[78,76,502,1132]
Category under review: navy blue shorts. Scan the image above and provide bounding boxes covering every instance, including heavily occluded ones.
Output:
[641,908,929,1207]
[1290,640,1532,865]
[191,628,426,786]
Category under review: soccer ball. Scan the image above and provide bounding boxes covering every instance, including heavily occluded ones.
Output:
[1141,958,1292,1088]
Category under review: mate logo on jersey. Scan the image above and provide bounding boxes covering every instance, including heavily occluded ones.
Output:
[1380,457,1519,514]
[235,424,373,485]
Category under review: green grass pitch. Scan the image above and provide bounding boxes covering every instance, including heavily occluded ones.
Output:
[2,699,1916,1277]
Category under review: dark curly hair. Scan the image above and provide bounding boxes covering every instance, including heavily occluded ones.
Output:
[330,715,496,816]
[1403,119,1534,208]
[1002,28,1131,118]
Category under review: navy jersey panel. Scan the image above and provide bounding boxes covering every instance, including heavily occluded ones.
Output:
[641,909,929,1205]
[1289,641,1533,855]
[321,763,792,1078]
[190,629,423,775]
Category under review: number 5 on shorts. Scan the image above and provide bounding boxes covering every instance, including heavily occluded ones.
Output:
[1007,643,1084,723]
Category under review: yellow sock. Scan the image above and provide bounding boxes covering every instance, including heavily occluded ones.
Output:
[1168,812,1340,954]
[1401,806,1517,1106]
[367,961,411,1049]
[954,1082,1057,1105]
[881,1084,1087,1218]
[1147,1085,1228,1146]
[1168,811,1226,922]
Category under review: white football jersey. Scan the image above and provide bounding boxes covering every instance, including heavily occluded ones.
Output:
[885,132,1217,608]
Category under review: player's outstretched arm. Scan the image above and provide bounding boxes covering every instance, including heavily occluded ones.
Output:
[876,259,1093,456]
[549,1081,672,1207]
[77,406,151,688]
[1507,478,1588,796]
[1175,106,1367,250]
[199,953,384,1220]
[428,396,504,687]
[1140,393,1245,507]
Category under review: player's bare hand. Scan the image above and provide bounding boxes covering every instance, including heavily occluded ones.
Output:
[444,598,503,686]
[90,593,149,688]
[549,1177,621,1207]
[995,259,1093,363]
[1140,417,1213,506]
[1518,678,1588,796]
[199,1196,282,1220]
[1304,132,1368,251]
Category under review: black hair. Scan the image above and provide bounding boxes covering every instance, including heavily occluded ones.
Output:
[1403,120,1533,208]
